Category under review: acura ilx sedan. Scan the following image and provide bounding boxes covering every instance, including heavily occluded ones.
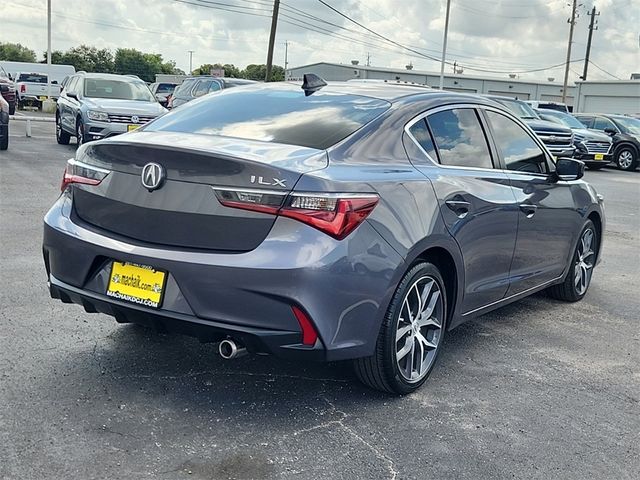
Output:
[43,76,604,394]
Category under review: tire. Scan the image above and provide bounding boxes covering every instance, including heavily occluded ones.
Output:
[56,112,70,145]
[0,124,8,150]
[548,220,598,302]
[9,103,15,116]
[353,262,447,395]
[614,146,638,171]
[76,117,86,147]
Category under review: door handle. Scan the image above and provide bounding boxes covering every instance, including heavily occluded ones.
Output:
[445,200,471,218]
[519,204,538,218]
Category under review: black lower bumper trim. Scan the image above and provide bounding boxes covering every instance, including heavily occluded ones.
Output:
[49,276,327,361]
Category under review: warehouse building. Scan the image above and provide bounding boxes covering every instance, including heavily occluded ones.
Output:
[288,62,640,114]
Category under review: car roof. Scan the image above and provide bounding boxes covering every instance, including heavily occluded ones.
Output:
[76,73,145,82]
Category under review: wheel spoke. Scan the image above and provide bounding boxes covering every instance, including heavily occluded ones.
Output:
[415,338,425,378]
[396,325,412,343]
[418,315,440,329]
[412,283,423,317]
[416,331,437,350]
[418,280,434,312]
[397,337,412,361]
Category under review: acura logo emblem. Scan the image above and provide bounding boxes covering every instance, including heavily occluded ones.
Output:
[131,115,139,124]
[141,163,165,191]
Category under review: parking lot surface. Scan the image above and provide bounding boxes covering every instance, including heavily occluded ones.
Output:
[1,120,639,479]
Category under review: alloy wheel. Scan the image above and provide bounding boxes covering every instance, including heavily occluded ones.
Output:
[395,275,444,382]
[77,122,83,146]
[575,228,595,296]
[618,150,633,169]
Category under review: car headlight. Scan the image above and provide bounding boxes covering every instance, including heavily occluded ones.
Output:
[87,110,109,122]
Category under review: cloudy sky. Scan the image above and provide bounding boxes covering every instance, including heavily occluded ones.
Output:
[3,0,639,82]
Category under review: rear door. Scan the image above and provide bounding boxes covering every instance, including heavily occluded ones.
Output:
[406,106,519,314]
[482,108,582,294]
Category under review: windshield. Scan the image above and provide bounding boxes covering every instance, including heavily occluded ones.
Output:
[615,117,640,135]
[541,111,585,129]
[495,98,539,119]
[84,79,155,101]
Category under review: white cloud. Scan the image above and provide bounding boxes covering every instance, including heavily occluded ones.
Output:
[2,0,639,81]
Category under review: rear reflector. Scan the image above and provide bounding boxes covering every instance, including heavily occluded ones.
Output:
[291,306,318,346]
[214,188,378,240]
[60,159,110,192]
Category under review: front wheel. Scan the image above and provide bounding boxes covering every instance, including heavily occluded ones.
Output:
[76,118,86,147]
[56,113,70,145]
[615,146,638,171]
[353,262,447,395]
[548,220,598,302]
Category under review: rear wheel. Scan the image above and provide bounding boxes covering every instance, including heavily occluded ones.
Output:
[615,146,638,171]
[548,220,598,302]
[353,262,447,395]
[56,112,70,145]
[0,123,8,150]
[8,103,15,116]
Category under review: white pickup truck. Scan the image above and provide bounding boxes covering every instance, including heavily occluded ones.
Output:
[15,72,62,108]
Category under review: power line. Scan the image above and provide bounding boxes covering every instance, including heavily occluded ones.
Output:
[589,61,622,80]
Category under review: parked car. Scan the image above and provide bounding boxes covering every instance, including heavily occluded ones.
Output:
[168,76,256,108]
[526,100,570,113]
[149,82,177,108]
[574,113,640,171]
[43,78,604,394]
[0,64,16,115]
[485,95,575,158]
[0,85,9,150]
[536,109,612,169]
[15,72,61,109]
[55,72,167,146]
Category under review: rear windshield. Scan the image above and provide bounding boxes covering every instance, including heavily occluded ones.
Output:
[146,84,390,149]
[157,83,176,93]
[18,73,47,83]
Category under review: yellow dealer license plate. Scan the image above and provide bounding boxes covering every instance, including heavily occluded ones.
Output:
[594,153,604,160]
[107,261,166,308]
[127,124,140,132]
[39,96,48,101]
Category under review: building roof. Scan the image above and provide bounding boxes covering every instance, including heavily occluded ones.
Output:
[288,61,569,87]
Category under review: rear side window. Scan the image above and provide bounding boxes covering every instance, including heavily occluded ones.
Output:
[426,109,493,169]
[146,85,391,150]
[408,119,438,161]
[593,117,616,131]
[208,81,221,93]
[485,111,548,174]
[193,80,213,97]
[174,79,196,96]
[576,116,594,128]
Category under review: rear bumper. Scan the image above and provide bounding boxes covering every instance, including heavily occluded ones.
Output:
[43,192,403,361]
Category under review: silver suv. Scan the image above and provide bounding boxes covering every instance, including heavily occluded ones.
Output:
[55,72,167,146]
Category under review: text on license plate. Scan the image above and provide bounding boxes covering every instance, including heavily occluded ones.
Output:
[594,154,604,160]
[106,261,166,308]
[128,124,140,132]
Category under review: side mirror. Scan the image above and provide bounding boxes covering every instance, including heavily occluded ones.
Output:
[555,158,585,181]
[67,92,78,100]
[604,127,617,135]
[0,84,8,93]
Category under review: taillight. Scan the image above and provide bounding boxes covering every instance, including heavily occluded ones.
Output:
[213,188,379,240]
[20,84,26,93]
[60,159,110,192]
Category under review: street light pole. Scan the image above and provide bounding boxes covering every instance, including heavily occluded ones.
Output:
[188,50,194,75]
[439,0,451,90]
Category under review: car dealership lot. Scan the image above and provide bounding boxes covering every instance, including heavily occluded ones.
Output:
[1,121,638,479]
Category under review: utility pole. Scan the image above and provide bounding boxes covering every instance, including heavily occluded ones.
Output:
[581,6,599,81]
[188,50,194,74]
[47,0,51,99]
[439,0,452,90]
[366,52,371,66]
[265,0,280,82]
[561,0,578,103]
[284,41,288,80]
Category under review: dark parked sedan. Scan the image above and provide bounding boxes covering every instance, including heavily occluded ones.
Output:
[43,78,604,394]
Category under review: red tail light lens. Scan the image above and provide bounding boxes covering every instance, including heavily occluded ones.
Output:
[292,306,318,346]
[60,159,110,192]
[213,188,379,240]
[20,84,26,93]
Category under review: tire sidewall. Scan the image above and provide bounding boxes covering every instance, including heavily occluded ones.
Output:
[382,262,447,394]
[568,220,598,300]
[616,146,637,170]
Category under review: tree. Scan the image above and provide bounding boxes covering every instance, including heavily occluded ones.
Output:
[44,45,114,73]
[242,64,284,82]
[191,63,241,77]
[0,42,37,62]
[113,49,179,82]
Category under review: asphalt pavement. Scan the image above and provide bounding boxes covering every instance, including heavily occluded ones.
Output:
[1,119,639,480]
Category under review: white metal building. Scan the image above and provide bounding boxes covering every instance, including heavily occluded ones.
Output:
[573,80,640,114]
[288,62,579,105]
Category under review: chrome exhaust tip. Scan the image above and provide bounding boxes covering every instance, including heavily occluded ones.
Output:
[218,339,247,360]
